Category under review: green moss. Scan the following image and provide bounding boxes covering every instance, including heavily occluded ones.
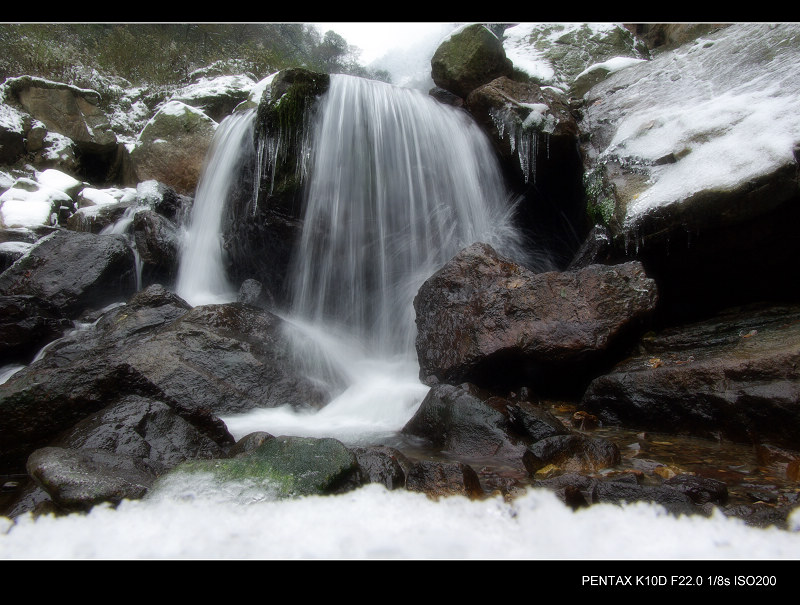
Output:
[166,435,359,498]
[583,163,618,227]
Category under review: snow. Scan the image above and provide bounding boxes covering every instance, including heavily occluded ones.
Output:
[159,100,208,119]
[171,74,256,103]
[575,56,647,81]
[247,73,277,105]
[503,23,624,87]
[78,188,117,207]
[0,177,72,228]
[37,168,81,193]
[0,240,33,255]
[0,103,25,134]
[586,24,800,222]
[0,482,797,559]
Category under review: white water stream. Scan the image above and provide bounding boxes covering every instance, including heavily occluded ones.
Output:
[175,75,527,444]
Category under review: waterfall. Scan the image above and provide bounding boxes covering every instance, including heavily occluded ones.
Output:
[175,108,256,306]
[289,74,524,358]
[180,75,525,443]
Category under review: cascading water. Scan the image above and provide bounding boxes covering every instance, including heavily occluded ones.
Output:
[180,75,527,444]
[175,108,256,306]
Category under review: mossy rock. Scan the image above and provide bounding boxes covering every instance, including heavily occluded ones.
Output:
[252,68,330,210]
[166,435,360,498]
[256,68,330,140]
[431,24,513,98]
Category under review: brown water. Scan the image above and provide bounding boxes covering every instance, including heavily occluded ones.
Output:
[543,401,800,513]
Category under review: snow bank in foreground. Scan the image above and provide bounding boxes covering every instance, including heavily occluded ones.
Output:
[1,484,798,559]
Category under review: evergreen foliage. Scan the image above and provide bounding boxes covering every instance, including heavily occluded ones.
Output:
[0,23,390,86]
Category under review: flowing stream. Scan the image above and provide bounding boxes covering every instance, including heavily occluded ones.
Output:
[177,75,527,444]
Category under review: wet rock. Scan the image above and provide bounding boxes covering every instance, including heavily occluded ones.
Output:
[0,122,25,164]
[534,472,697,516]
[0,295,72,364]
[225,68,329,304]
[228,432,275,458]
[506,401,569,443]
[120,303,330,416]
[65,200,135,233]
[132,209,180,285]
[50,395,227,475]
[590,480,697,516]
[571,411,600,430]
[523,434,621,474]
[401,383,527,463]
[352,445,411,490]
[567,225,615,270]
[466,76,578,183]
[237,278,275,310]
[662,474,729,505]
[27,446,155,511]
[405,460,484,499]
[0,230,138,318]
[135,180,192,222]
[0,288,250,473]
[169,436,361,498]
[582,304,800,448]
[431,24,513,99]
[414,242,657,393]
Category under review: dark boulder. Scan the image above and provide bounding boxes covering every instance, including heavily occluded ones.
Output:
[581,304,800,448]
[132,209,180,285]
[401,383,527,464]
[120,303,330,416]
[223,68,330,304]
[351,445,410,490]
[0,295,72,364]
[506,401,570,443]
[662,474,729,505]
[237,278,275,310]
[0,230,138,318]
[51,395,227,476]
[405,460,484,499]
[26,446,155,512]
[414,242,658,393]
[523,434,621,474]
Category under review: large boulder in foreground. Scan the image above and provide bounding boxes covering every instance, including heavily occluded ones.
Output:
[581,304,800,449]
[431,24,513,99]
[414,242,658,393]
[0,286,326,474]
[0,230,138,318]
[26,446,155,512]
